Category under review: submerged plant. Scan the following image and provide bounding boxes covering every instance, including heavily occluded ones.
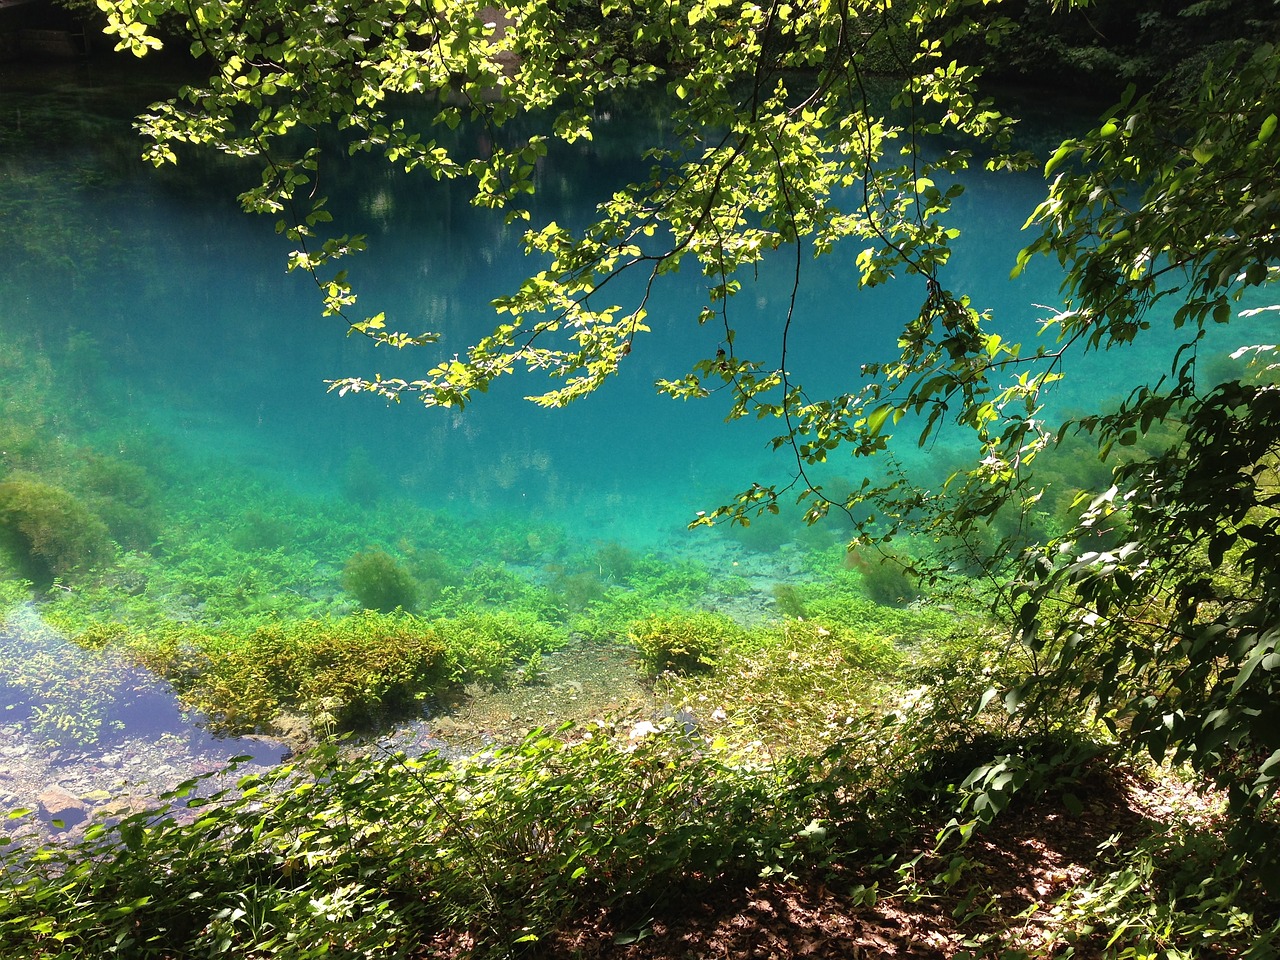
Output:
[341,547,417,612]
[771,582,809,619]
[845,546,919,607]
[434,610,565,687]
[0,478,113,583]
[629,610,744,676]
[125,612,449,735]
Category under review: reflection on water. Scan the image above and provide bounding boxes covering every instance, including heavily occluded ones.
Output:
[0,602,281,763]
[0,602,286,834]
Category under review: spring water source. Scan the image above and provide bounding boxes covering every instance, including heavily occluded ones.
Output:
[0,61,1269,834]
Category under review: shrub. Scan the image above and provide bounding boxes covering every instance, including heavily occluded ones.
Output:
[341,547,417,612]
[629,610,744,676]
[0,478,113,583]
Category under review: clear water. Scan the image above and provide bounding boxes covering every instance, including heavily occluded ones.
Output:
[2,67,1067,536]
[1,62,1275,767]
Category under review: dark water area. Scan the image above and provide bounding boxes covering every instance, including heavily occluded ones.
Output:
[2,60,1276,831]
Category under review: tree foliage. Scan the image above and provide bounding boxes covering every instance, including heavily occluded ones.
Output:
[94,0,1280,856]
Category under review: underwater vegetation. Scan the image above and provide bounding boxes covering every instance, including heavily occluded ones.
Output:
[0,479,113,584]
[116,612,451,735]
[844,545,919,607]
[342,547,418,613]
[0,316,982,756]
[629,610,745,676]
[79,453,162,550]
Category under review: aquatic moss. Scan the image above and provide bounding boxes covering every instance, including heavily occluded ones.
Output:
[594,541,636,581]
[771,582,808,619]
[0,478,113,583]
[342,547,417,613]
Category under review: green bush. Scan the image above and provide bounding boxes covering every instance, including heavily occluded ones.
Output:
[629,610,744,676]
[341,547,417,612]
[0,478,113,583]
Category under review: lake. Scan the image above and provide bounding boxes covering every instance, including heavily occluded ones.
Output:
[1,58,1269,821]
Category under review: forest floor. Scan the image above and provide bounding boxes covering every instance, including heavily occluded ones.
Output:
[396,644,1231,960]
[421,761,1225,959]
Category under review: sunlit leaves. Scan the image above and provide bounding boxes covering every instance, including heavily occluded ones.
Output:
[97,0,1025,415]
[1005,41,1280,825]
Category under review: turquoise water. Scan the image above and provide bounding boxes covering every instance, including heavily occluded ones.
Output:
[2,67,1067,545]
[3,63,1274,633]
[8,61,1280,818]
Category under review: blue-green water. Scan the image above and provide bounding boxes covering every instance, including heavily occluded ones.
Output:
[1,67,1066,542]
[2,61,1275,789]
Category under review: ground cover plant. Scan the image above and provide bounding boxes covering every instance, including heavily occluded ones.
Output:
[2,622,1277,959]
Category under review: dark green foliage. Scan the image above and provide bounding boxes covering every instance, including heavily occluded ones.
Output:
[0,478,112,583]
[628,554,712,602]
[227,508,297,551]
[551,569,607,611]
[402,544,456,586]
[340,446,386,503]
[4,4,1277,957]
[459,561,534,604]
[0,727,838,959]
[341,547,417,612]
[953,0,1280,94]
[433,610,565,686]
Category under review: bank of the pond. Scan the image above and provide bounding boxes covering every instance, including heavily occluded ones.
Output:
[1,634,681,843]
